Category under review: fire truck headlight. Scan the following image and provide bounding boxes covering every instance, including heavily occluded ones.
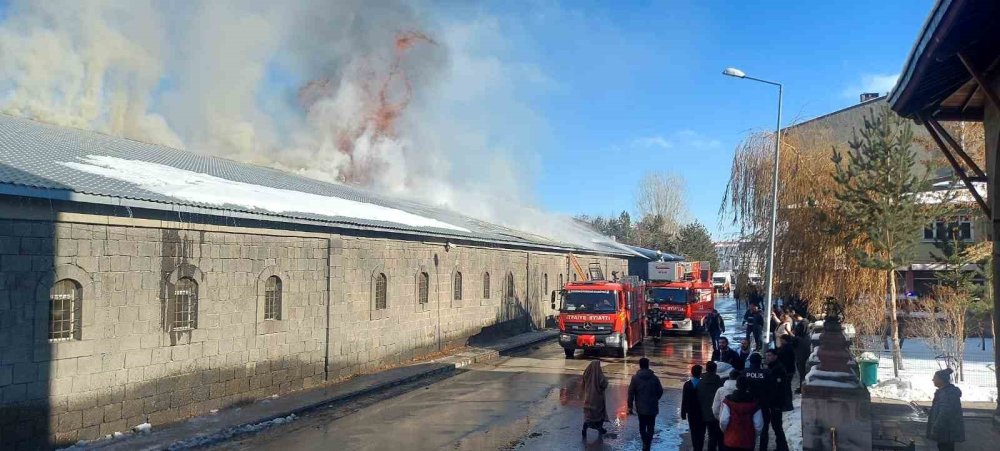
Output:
[605,334,621,344]
[560,334,572,342]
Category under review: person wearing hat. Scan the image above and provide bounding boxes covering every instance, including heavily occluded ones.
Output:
[927,368,964,451]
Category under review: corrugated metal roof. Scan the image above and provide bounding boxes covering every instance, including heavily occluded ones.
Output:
[0,114,628,256]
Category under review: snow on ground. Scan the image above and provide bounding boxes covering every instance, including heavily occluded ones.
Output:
[163,413,297,450]
[785,396,802,451]
[60,155,470,233]
[868,337,996,402]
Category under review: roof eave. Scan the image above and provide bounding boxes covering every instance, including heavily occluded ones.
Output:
[888,0,963,118]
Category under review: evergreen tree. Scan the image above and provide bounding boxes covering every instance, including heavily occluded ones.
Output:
[636,214,678,253]
[675,222,718,269]
[831,105,939,376]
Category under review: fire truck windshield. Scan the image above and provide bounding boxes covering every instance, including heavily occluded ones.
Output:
[648,287,689,304]
[561,290,617,312]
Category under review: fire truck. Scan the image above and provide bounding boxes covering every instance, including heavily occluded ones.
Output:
[552,260,645,358]
[645,261,715,337]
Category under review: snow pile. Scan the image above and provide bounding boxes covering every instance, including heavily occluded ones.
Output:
[133,422,152,434]
[61,155,470,233]
[785,396,802,451]
[869,338,997,402]
[805,367,861,389]
[163,413,297,450]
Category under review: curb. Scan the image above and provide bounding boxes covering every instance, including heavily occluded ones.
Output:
[95,331,557,450]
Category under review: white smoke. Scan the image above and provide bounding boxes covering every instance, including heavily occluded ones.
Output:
[0,0,633,253]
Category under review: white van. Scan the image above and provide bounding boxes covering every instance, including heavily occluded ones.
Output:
[712,271,732,294]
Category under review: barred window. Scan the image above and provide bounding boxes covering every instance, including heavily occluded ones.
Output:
[375,273,387,310]
[418,272,430,304]
[483,272,491,299]
[505,273,515,300]
[172,277,198,331]
[264,276,282,320]
[49,279,81,341]
[453,272,463,301]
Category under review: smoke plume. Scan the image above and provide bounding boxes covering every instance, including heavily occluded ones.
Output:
[0,0,632,253]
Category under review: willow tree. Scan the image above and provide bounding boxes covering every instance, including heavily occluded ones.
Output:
[722,127,884,327]
[830,105,944,376]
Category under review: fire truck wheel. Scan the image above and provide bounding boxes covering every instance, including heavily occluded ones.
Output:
[564,348,574,359]
[616,335,628,358]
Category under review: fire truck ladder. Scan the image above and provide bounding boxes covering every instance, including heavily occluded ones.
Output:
[587,263,605,281]
[568,254,588,281]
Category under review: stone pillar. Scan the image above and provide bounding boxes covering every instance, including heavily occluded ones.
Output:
[801,307,872,451]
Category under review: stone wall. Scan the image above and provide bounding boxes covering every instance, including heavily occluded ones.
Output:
[0,206,628,449]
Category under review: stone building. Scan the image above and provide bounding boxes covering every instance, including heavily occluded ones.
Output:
[0,114,630,448]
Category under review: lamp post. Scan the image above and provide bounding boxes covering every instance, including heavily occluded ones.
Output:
[723,67,783,349]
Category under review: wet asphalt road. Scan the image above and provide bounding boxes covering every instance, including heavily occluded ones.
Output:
[208,296,746,451]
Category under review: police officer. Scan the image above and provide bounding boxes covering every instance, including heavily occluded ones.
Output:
[763,349,792,451]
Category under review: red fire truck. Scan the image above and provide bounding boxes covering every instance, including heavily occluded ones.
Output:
[645,261,715,337]
[552,275,646,358]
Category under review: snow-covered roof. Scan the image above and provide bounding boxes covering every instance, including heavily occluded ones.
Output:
[0,114,628,255]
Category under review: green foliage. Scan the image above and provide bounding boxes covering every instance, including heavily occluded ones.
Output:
[831,105,938,270]
[635,214,678,253]
[675,222,719,269]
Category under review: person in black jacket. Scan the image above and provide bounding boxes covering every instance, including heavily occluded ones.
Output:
[710,336,739,366]
[628,357,664,451]
[681,365,705,451]
[704,309,726,351]
[735,339,753,372]
[761,349,792,451]
[743,304,764,351]
[696,361,724,451]
[927,368,965,451]
[792,312,811,389]
[777,335,797,380]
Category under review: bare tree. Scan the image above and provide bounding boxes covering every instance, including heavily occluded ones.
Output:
[635,171,689,237]
[915,285,973,381]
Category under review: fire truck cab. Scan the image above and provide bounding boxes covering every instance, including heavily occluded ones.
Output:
[645,261,715,336]
[552,276,645,358]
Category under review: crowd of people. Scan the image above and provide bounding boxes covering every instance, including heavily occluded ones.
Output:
[580,301,967,451]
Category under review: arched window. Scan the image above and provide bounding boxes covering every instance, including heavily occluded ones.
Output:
[483,272,491,299]
[543,273,549,295]
[572,272,577,282]
[505,273,515,300]
[559,273,564,289]
[375,273,387,310]
[49,279,82,341]
[173,277,199,330]
[453,272,463,301]
[418,272,430,304]
[264,276,282,320]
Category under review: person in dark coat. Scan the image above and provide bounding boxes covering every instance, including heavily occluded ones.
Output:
[735,338,753,372]
[777,335,797,380]
[628,357,664,451]
[792,312,811,389]
[927,368,965,451]
[696,361,724,451]
[681,364,705,451]
[581,360,609,438]
[743,304,764,351]
[704,309,726,351]
[760,349,792,451]
[710,336,739,366]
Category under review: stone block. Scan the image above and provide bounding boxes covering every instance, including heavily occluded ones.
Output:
[124,349,152,368]
[82,406,104,427]
[56,411,81,433]
[11,362,36,385]
[103,402,123,423]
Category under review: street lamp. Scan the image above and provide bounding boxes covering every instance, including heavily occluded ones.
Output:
[723,66,783,349]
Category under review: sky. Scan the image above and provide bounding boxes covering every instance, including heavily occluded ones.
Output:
[430,0,935,238]
[0,0,936,240]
